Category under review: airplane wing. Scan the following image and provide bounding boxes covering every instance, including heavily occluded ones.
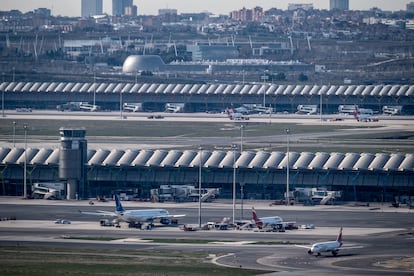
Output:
[294,245,363,250]
[79,210,118,217]
[294,245,312,249]
[338,245,364,250]
[153,214,186,219]
[281,221,296,226]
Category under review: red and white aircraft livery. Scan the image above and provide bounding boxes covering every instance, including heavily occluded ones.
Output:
[295,227,362,256]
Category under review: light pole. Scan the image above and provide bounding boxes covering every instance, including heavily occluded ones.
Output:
[23,124,28,199]
[198,146,202,228]
[319,89,323,122]
[2,72,4,118]
[120,91,123,119]
[286,128,290,206]
[12,121,16,147]
[93,72,96,107]
[232,144,237,225]
[240,183,245,220]
[240,125,244,152]
[261,72,270,108]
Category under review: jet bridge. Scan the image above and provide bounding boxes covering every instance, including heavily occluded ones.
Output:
[151,185,219,202]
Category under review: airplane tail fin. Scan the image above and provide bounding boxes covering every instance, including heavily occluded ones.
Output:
[252,207,259,222]
[353,105,360,120]
[114,194,125,213]
[336,227,343,245]
[252,207,263,228]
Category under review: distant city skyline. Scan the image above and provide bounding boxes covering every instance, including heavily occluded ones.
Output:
[1,0,412,16]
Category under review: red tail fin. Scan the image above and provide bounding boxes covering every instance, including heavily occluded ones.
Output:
[336,227,343,244]
[252,207,263,228]
[353,105,359,120]
[252,207,259,221]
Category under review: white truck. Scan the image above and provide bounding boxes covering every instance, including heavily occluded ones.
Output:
[151,185,220,202]
[32,182,65,200]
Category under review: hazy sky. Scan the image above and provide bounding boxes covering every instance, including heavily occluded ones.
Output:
[0,0,412,16]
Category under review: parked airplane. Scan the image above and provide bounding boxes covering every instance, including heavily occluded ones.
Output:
[225,108,249,120]
[353,106,378,122]
[296,104,318,115]
[123,102,142,112]
[79,102,100,112]
[80,195,185,228]
[251,207,293,230]
[295,227,361,256]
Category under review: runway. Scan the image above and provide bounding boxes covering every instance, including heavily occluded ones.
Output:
[1,111,414,274]
[0,197,413,275]
[2,110,413,151]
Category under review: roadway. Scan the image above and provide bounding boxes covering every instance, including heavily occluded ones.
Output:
[0,197,413,275]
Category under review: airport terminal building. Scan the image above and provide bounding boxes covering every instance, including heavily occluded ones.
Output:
[1,81,413,114]
[0,80,413,203]
[0,146,413,203]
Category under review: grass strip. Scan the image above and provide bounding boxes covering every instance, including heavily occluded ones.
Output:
[0,246,268,276]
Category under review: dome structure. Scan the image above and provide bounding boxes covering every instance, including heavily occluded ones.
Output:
[122,55,165,73]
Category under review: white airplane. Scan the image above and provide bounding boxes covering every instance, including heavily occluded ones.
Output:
[295,227,361,256]
[80,195,185,228]
[225,108,249,120]
[353,106,378,122]
[251,207,293,230]
[79,102,100,112]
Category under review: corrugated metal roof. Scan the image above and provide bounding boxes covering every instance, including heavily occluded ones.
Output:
[2,82,413,98]
[205,151,226,168]
[399,154,414,171]
[353,153,375,171]
[45,149,59,165]
[132,150,153,166]
[248,151,271,169]
[263,152,285,169]
[102,149,125,166]
[0,147,413,172]
[308,152,330,170]
[219,151,241,168]
[116,149,139,166]
[293,152,314,169]
[145,150,168,167]
[188,150,211,168]
[338,153,360,170]
[88,149,110,165]
[176,150,197,167]
[160,150,183,167]
[16,148,39,164]
[323,152,345,170]
[31,148,53,165]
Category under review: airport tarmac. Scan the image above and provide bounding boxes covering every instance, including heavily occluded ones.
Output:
[2,110,414,151]
[1,111,413,274]
[0,197,413,275]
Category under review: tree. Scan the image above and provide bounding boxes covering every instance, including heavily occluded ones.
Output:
[274,72,286,81]
[298,73,308,82]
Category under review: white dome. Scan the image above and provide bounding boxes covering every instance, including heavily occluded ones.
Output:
[122,55,165,73]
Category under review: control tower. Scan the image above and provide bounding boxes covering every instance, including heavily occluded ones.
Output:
[59,128,87,199]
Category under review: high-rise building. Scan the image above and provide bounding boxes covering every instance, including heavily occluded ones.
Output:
[112,0,133,16]
[407,2,414,12]
[288,3,314,11]
[125,5,138,16]
[81,0,103,17]
[330,0,349,11]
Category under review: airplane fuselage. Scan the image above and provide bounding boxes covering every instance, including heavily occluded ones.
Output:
[256,216,283,228]
[117,209,171,224]
[309,240,342,255]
